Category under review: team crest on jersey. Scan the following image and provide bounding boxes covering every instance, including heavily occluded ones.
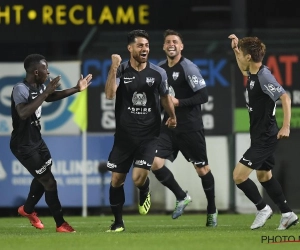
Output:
[132,92,147,106]
[146,77,155,86]
[249,80,255,90]
[172,72,179,80]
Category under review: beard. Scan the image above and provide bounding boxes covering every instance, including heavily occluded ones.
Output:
[132,53,148,64]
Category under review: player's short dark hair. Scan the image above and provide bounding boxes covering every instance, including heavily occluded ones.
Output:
[127,30,149,44]
[238,37,266,63]
[163,29,183,42]
[24,54,46,72]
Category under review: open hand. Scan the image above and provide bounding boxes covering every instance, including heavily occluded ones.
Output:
[76,74,93,92]
[46,75,61,94]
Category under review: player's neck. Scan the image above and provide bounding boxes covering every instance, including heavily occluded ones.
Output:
[167,55,181,67]
[25,76,38,88]
[249,62,262,74]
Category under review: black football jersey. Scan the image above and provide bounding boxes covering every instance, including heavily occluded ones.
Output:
[114,61,169,138]
[10,80,45,154]
[158,57,208,132]
[246,65,286,143]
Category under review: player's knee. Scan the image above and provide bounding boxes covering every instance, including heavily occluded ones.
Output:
[195,164,209,176]
[232,170,246,184]
[257,171,272,182]
[151,157,164,171]
[111,173,126,187]
[132,173,148,186]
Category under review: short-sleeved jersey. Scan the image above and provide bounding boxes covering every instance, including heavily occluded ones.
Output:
[245,65,286,144]
[10,80,45,154]
[114,61,169,139]
[158,57,207,132]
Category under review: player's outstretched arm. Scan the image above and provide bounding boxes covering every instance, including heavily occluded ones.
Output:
[45,74,92,102]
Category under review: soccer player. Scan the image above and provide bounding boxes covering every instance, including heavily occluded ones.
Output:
[228,34,299,230]
[151,29,218,227]
[105,29,177,232]
[11,54,92,232]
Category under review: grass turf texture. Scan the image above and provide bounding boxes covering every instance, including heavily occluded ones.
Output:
[0,214,299,250]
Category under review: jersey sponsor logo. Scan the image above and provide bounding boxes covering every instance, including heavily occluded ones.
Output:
[128,106,151,114]
[107,161,117,169]
[146,77,155,86]
[132,92,147,106]
[124,76,135,84]
[172,72,179,80]
[249,80,255,90]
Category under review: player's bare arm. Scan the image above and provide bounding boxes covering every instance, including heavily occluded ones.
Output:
[105,54,121,99]
[170,96,179,107]
[277,93,291,139]
[228,34,248,76]
[46,74,92,102]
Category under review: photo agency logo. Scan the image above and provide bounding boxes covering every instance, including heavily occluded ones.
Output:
[261,235,300,244]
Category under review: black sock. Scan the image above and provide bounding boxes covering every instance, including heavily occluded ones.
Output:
[45,189,65,227]
[236,178,266,210]
[137,177,150,205]
[24,178,45,213]
[199,171,216,214]
[109,184,125,223]
[260,177,291,213]
[152,166,186,200]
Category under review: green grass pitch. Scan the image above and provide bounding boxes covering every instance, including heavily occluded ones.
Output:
[0,214,299,250]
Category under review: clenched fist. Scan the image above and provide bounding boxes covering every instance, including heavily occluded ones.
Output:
[111,54,122,68]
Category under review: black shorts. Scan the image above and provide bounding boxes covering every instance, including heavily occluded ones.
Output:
[239,140,278,170]
[107,136,158,173]
[156,126,208,167]
[10,140,52,178]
